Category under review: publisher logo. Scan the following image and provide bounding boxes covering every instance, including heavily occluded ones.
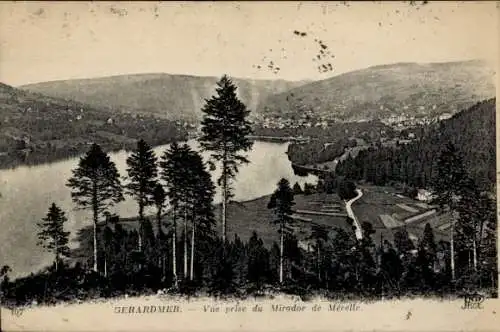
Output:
[461,292,485,310]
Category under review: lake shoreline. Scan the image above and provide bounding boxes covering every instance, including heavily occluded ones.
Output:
[0,134,311,171]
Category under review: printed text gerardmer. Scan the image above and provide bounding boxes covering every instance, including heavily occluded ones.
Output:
[113,303,361,314]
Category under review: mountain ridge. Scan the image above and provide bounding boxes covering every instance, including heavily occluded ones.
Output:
[257,59,496,121]
[20,74,309,121]
[17,60,496,123]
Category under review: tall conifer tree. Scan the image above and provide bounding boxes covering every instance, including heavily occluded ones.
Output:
[268,178,295,284]
[431,142,468,282]
[37,203,71,271]
[198,75,253,241]
[67,143,124,273]
[126,139,158,251]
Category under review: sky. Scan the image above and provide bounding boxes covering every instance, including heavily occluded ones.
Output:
[0,1,497,86]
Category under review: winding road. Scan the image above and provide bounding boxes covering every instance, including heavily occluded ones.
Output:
[345,189,363,240]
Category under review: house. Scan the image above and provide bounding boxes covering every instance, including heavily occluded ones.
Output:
[297,239,315,253]
[439,113,452,121]
[417,189,433,202]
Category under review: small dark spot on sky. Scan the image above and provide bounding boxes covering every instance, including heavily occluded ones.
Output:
[293,30,308,37]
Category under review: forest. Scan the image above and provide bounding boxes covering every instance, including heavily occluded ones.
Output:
[284,120,392,166]
[0,80,497,307]
[335,99,496,192]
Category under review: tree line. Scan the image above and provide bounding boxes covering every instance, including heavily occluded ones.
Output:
[5,171,494,305]
[2,140,496,305]
[334,141,497,290]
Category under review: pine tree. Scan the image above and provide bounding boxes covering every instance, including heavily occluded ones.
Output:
[160,142,185,286]
[67,143,124,273]
[160,143,215,282]
[184,149,216,281]
[247,231,270,286]
[478,193,497,288]
[420,223,437,259]
[36,203,71,271]
[357,222,377,291]
[431,142,469,282]
[394,227,415,255]
[152,184,169,278]
[416,223,437,289]
[268,178,295,284]
[307,224,329,282]
[292,182,303,195]
[125,139,158,252]
[379,240,403,294]
[101,225,114,277]
[198,75,253,241]
[455,177,481,274]
[152,183,167,237]
[329,227,358,292]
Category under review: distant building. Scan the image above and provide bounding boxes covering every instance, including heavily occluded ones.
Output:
[297,239,315,253]
[439,113,452,121]
[417,189,433,202]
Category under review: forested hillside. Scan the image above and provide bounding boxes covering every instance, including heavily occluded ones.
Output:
[286,120,393,166]
[0,83,187,168]
[336,98,496,191]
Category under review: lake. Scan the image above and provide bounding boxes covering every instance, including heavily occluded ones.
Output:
[0,140,317,278]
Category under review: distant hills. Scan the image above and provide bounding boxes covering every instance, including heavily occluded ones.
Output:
[20,61,495,123]
[20,74,307,121]
[257,60,496,122]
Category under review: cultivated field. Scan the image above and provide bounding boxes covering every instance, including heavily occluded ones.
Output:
[352,185,451,246]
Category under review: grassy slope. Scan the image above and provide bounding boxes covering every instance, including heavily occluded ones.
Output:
[20,74,307,121]
[258,60,496,121]
[106,193,349,250]
[224,193,349,247]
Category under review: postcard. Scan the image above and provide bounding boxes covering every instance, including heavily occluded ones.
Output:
[0,1,498,331]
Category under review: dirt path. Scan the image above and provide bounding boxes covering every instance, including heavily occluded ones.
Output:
[345,189,363,240]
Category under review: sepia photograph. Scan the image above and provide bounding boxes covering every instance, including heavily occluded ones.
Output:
[0,1,498,331]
